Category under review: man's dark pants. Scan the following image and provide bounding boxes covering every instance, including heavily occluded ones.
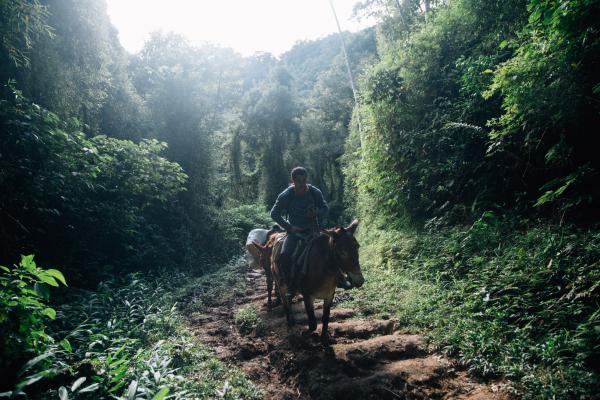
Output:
[280,233,300,286]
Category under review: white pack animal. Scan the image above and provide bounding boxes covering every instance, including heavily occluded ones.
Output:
[245,228,269,269]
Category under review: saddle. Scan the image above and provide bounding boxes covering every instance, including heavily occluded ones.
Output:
[272,230,319,283]
[272,230,352,289]
[291,231,320,281]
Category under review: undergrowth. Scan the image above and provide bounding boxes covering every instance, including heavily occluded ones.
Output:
[1,258,262,399]
[234,306,264,336]
[342,214,600,399]
[177,256,250,314]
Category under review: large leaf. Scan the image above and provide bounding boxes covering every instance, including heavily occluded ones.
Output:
[60,338,72,352]
[58,386,68,400]
[17,352,53,377]
[127,380,138,400]
[71,377,86,392]
[41,307,57,319]
[20,255,36,272]
[152,387,170,400]
[37,273,59,287]
[45,269,67,286]
[78,383,100,393]
[15,369,54,390]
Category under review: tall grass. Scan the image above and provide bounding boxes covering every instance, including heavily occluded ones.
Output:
[342,214,600,398]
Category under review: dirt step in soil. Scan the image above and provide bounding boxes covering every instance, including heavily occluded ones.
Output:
[188,266,510,400]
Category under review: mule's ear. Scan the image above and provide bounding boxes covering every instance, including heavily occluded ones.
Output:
[346,219,359,235]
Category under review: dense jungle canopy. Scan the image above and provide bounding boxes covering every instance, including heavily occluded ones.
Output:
[1,0,599,398]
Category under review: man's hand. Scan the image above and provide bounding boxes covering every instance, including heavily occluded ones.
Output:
[290,226,304,233]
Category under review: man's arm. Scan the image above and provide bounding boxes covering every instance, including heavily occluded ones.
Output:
[270,190,292,232]
[312,187,329,226]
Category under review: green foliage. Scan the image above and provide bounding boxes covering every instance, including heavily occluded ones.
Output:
[234,306,265,336]
[349,0,600,227]
[349,0,533,227]
[227,30,376,211]
[3,0,599,397]
[218,204,272,252]
[0,255,66,375]
[2,0,378,271]
[1,265,262,399]
[484,0,600,216]
[6,0,150,138]
[0,86,187,279]
[237,67,300,206]
[131,32,247,258]
[343,219,600,398]
[282,29,376,96]
[286,29,376,217]
[0,0,53,67]
[344,2,600,396]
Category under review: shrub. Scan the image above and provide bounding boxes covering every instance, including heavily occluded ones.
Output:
[0,255,66,393]
[234,306,264,336]
[0,255,66,363]
[215,204,272,256]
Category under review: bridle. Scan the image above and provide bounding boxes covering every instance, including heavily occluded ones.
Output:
[323,230,354,286]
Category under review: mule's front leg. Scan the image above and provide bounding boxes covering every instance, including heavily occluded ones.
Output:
[303,295,317,332]
[280,285,295,326]
[274,284,281,306]
[273,265,294,325]
[321,293,334,345]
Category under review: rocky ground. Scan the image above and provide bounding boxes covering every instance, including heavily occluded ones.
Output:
[188,265,511,400]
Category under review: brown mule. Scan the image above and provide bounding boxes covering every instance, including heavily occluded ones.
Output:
[269,220,364,344]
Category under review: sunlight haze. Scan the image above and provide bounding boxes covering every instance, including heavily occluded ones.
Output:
[106,0,375,56]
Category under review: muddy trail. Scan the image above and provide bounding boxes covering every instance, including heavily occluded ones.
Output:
[187,265,510,400]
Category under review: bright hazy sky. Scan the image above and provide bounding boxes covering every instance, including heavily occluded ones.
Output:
[106,0,375,56]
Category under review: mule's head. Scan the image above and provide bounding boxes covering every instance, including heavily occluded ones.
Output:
[329,219,364,288]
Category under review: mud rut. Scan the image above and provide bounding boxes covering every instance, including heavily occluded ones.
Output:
[188,265,510,400]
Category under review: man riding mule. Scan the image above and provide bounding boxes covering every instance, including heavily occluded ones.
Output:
[266,167,364,343]
[270,167,329,305]
[262,220,363,343]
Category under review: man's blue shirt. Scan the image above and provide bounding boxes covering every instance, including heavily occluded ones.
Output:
[270,185,328,231]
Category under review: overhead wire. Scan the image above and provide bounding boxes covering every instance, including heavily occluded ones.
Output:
[328,0,363,149]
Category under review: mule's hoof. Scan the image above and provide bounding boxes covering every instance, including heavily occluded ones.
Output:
[302,329,318,338]
[320,334,331,346]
